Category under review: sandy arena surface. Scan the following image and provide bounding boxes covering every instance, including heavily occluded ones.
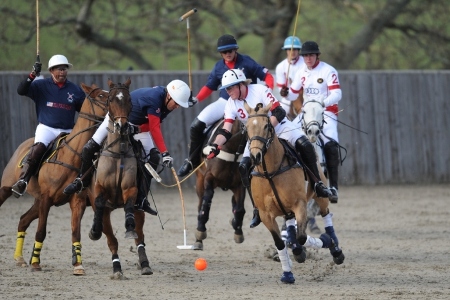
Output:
[0,184,449,300]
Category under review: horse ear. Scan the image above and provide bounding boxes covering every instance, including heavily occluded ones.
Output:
[80,83,90,94]
[125,77,131,88]
[255,103,263,112]
[107,78,113,88]
[243,101,252,114]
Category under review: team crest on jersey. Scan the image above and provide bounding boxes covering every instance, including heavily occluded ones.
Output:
[317,78,324,84]
[156,108,161,113]
[67,92,75,103]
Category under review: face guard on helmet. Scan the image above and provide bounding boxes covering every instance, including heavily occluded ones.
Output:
[300,41,321,55]
[282,36,302,50]
[217,34,239,52]
[220,69,249,90]
[166,79,190,108]
[48,54,73,70]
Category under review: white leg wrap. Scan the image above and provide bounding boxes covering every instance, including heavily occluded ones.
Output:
[112,258,120,263]
[286,218,296,227]
[304,235,324,249]
[137,243,145,249]
[277,246,292,272]
[322,213,334,228]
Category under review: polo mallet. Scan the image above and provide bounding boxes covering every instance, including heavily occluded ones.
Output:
[179,8,197,93]
[284,0,302,86]
[35,0,40,65]
[144,163,162,182]
[171,167,193,250]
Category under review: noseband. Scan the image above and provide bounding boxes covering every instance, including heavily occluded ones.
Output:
[301,100,324,133]
[247,114,275,155]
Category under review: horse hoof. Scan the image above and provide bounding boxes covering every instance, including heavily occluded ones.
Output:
[125,230,138,239]
[30,263,42,272]
[89,229,102,241]
[110,271,125,280]
[293,246,306,263]
[141,266,153,275]
[332,251,345,265]
[234,233,244,244]
[73,265,85,276]
[193,241,203,250]
[280,271,295,284]
[195,230,207,240]
[14,256,27,267]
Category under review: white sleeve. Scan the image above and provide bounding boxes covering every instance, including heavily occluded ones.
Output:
[275,62,285,87]
[323,68,342,107]
[286,74,302,101]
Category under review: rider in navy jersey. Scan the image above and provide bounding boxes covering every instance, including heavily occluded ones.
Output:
[11,55,85,198]
[64,80,190,215]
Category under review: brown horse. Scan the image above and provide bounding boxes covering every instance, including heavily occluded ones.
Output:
[85,78,152,278]
[193,119,247,250]
[244,102,344,284]
[0,84,109,274]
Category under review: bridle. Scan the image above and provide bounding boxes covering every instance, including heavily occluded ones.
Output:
[301,99,324,137]
[106,84,132,134]
[247,114,275,157]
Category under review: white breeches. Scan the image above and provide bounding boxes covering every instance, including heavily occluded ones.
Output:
[35,123,72,146]
[321,111,339,143]
[197,97,227,127]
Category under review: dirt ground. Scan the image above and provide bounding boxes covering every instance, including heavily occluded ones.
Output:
[0,184,449,300]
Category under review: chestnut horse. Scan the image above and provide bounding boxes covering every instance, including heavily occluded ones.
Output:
[85,79,152,278]
[244,102,344,284]
[0,84,109,274]
[193,119,247,250]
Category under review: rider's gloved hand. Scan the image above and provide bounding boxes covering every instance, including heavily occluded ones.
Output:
[32,61,42,77]
[207,143,221,159]
[279,85,289,97]
[162,152,173,168]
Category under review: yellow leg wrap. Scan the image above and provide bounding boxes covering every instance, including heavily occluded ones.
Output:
[30,241,43,265]
[72,242,82,265]
[14,232,26,259]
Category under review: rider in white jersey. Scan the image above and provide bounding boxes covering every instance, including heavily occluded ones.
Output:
[275,36,305,118]
[283,41,342,203]
[206,69,331,228]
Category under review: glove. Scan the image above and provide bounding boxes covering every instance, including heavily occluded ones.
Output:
[280,85,289,97]
[32,61,42,76]
[161,152,173,168]
[188,93,198,107]
[207,143,221,160]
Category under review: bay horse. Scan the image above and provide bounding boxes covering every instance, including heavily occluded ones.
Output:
[0,83,109,274]
[86,78,153,278]
[244,102,344,284]
[193,119,247,250]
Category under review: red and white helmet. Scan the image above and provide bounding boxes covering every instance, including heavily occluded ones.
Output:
[166,79,190,108]
[48,54,73,70]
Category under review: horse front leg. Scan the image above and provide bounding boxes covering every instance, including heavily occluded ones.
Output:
[321,211,345,265]
[70,194,87,275]
[101,210,123,279]
[89,194,105,241]
[29,195,53,272]
[134,211,153,275]
[230,186,246,243]
[124,196,138,239]
[193,183,214,251]
[261,210,295,284]
[14,198,40,267]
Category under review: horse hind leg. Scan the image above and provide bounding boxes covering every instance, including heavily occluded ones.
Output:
[89,195,105,240]
[136,242,153,275]
[0,186,13,207]
[193,187,213,250]
[322,212,345,265]
[230,190,246,244]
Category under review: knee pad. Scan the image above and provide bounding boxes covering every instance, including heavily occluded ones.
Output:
[239,157,252,188]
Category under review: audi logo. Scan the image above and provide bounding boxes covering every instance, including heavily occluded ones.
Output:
[304,88,320,94]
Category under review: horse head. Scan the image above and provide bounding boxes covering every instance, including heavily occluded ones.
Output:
[301,96,324,143]
[244,101,274,166]
[80,83,109,119]
[107,78,132,133]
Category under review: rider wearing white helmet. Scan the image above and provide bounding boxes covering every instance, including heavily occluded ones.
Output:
[11,54,84,198]
[285,41,342,204]
[276,36,305,118]
[64,79,190,215]
[206,69,331,228]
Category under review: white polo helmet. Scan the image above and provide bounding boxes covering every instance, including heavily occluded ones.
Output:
[220,69,248,90]
[48,54,73,70]
[166,79,190,108]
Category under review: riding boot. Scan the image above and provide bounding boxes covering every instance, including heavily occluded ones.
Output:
[11,142,47,198]
[135,148,159,216]
[63,139,101,195]
[295,136,331,198]
[177,118,206,176]
[324,141,340,203]
[239,156,261,228]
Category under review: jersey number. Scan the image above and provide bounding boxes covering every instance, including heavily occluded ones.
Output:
[237,108,246,119]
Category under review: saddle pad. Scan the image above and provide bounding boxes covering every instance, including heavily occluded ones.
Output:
[202,146,242,162]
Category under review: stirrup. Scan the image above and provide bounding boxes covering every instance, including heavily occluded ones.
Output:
[329,187,338,204]
[11,180,27,198]
[314,181,332,198]
[177,159,194,177]
[63,178,83,195]
[135,199,157,216]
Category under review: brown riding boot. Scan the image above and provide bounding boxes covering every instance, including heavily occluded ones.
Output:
[11,142,47,198]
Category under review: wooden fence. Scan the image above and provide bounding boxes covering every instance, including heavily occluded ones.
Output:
[1,70,449,188]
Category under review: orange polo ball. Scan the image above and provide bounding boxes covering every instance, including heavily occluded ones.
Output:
[195,258,208,271]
